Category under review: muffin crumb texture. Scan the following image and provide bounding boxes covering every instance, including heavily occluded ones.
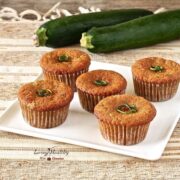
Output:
[94,94,156,145]
[18,80,73,111]
[18,80,73,128]
[40,48,91,74]
[40,48,91,91]
[132,57,180,83]
[76,69,127,112]
[76,69,127,95]
[132,57,180,101]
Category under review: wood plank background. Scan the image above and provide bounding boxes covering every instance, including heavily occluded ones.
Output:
[0,0,180,13]
[0,0,180,179]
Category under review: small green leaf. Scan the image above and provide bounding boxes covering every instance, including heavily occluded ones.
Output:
[94,80,109,86]
[58,55,70,62]
[36,89,52,97]
[150,65,164,72]
[116,104,137,114]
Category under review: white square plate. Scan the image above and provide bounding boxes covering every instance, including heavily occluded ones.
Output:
[0,61,179,160]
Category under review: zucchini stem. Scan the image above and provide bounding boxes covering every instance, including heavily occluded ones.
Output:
[80,33,94,49]
[35,27,48,46]
[32,34,39,46]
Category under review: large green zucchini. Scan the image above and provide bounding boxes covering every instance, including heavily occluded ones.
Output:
[35,9,152,47]
[81,9,180,53]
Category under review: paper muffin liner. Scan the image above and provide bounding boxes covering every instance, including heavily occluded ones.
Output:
[99,120,150,145]
[43,68,89,92]
[19,102,70,129]
[77,89,125,113]
[133,77,179,101]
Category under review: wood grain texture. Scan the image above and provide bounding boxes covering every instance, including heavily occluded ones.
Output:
[0,160,180,179]
[1,0,180,13]
[0,6,180,179]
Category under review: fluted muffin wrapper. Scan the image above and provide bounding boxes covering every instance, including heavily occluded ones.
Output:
[43,68,89,92]
[133,76,179,102]
[77,89,125,113]
[19,101,70,129]
[99,120,150,145]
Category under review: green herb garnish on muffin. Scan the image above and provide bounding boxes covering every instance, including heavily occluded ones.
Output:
[116,104,137,114]
[150,65,164,72]
[58,54,70,62]
[36,89,52,97]
[94,80,109,86]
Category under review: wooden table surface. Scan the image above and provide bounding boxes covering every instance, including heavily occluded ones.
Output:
[0,2,180,179]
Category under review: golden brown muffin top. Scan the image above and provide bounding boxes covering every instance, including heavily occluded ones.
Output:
[18,80,73,111]
[76,70,127,95]
[94,94,156,126]
[40,48,91,74]
[132,57,180,83]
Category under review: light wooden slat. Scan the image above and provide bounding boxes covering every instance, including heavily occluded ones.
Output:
[0,82,22,101]
[0,0,180,13]
[166,142,180,148]
[0,66,41,73]
[0,75,37,83]
[0,38,33,46]
[0,21,41,39]
[0,51,43,66]
[0,46,52,51]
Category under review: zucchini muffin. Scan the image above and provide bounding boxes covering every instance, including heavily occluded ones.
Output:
[132,57,180,101]
[40,48,91,91]
[76,70,127,112]
[94,94,156,145]
[18,80,73,128]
